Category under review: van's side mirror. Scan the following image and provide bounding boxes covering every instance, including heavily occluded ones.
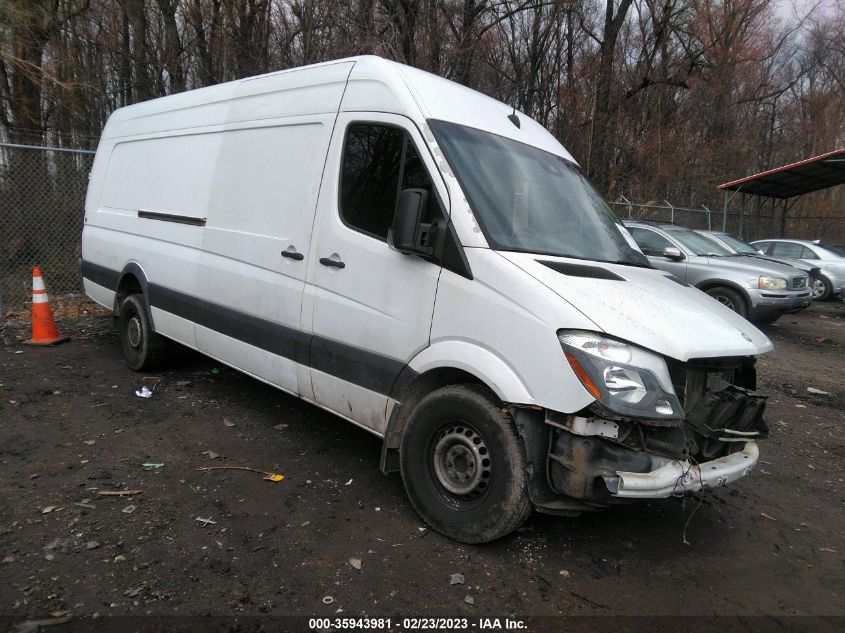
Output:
[662,247,685,260]
[389,188,436,256]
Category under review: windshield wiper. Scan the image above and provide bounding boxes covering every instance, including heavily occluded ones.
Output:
[610,259,652,268]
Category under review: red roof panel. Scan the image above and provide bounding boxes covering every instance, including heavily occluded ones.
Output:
[717,148,845,198]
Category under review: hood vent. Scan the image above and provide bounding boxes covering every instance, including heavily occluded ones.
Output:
[538,260,626,281]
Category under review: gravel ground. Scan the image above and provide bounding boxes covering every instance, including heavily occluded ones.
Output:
[0,300,843,632]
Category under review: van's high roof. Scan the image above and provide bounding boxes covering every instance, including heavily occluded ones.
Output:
[101,55,574,163]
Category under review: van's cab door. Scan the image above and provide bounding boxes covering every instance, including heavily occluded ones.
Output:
[303,113,446,434]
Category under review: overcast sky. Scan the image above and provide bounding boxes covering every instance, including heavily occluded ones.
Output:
[774,0,838,23]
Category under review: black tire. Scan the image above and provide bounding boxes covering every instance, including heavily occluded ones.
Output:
[811,276,832,301]
[399,384,532,544]
[705,286,748,318]
[118,294,168,371]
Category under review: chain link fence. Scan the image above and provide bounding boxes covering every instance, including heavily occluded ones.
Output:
[609,198,718,232]
[609,197,845,244]
[1,142,95,315]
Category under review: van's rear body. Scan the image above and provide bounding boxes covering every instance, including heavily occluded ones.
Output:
[83,56,773,542]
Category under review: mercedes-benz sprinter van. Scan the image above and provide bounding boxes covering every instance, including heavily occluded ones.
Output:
[82,56,771,543]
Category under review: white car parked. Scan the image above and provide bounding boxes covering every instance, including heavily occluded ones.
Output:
[751,239,845,300]
[82,56,772,542]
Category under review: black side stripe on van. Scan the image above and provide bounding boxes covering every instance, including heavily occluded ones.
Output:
[138,210,206,226]
[148,283,311,366]
[81,260,121,290]
[81,261,412,397]
[310,336,406,396]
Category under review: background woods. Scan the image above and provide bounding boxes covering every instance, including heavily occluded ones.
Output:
[0,0,843,234]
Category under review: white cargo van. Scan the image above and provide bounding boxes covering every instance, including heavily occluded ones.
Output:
[82,56,772,543]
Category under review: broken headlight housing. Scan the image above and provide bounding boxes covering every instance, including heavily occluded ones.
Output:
[558,330,683,420]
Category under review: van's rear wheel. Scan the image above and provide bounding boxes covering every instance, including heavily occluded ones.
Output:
[399,384,531,543]
[705,286,748,318]
[119,294,168,371]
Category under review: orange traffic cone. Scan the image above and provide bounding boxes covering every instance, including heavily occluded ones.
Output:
[25,266,70,346]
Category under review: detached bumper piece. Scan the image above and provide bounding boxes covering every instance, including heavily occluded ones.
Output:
[604,441,759,498]
[685,380,768,459]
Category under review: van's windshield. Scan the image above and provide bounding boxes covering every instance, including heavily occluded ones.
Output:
[429,120,649,267]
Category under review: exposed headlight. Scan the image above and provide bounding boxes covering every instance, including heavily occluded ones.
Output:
[558,331,683,419]
[758,276,787,290]
[603,366,647,403]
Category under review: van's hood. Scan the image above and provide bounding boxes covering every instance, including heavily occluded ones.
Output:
[499,252,773,361]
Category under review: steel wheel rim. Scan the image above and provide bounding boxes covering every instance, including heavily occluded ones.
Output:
[811,279,825,298]
[127,316,143,349]
[432,423,492,498]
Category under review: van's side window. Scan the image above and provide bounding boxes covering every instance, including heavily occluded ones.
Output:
[340,124,433,240]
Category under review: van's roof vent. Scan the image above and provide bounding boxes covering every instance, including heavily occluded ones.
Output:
[537,260,625,281]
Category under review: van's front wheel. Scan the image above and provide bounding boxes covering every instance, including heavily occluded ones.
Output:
[399,384,531,543]
[118,294,168,371]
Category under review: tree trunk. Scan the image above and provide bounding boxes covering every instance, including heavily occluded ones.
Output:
[4,0,58,142]
[455,0,480,86]
[156,0,185,93]
[125,0,154,101]
[589,0,635,194]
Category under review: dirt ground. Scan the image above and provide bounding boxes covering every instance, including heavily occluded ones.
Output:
[1,300,843,631]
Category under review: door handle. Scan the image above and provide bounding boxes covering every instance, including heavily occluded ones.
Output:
[319,257,345,269]
[281,250,304,260]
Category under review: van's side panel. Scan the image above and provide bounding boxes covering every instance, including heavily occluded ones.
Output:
[84,131,209,348]
[189,65,352,395]
[195,116,337,395]
[83,62,353,392]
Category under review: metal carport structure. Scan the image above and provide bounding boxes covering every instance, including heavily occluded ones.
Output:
[717,148,845,238]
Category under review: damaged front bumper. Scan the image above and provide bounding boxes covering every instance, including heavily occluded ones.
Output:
[516,355,769,515]
[603,441,759,499]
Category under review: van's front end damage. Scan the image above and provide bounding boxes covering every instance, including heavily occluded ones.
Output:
[515,333,769,513]
[605,442,758,498]
[546,410,762,502]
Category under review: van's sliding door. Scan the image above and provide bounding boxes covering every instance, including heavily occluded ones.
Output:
[194,63,352,396]
[303,113,446,434]
[195,120,334,396]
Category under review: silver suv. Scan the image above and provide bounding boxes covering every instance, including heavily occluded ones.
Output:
[695,230,823,299]
[623,221,811,324]
[751,239,845,301]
